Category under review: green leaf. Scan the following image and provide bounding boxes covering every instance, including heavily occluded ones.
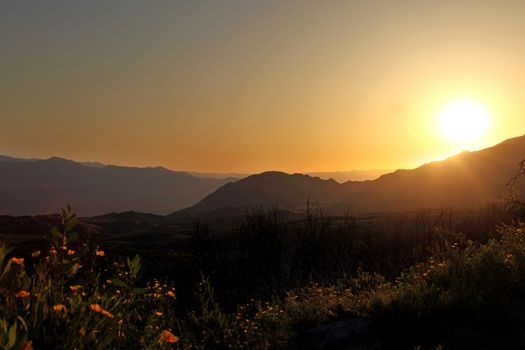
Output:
[99,330,116,349]
[51,227,62,238]
[131,288,146,295]
[7,321,17,349]
[66,217,79,232]
[12,331,27,350]
[69,231,78,242]
[111,279,127,288]
[66,263,80,276]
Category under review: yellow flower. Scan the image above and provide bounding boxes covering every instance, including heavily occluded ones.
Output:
[90,304,102,313]
[96,250,105,257]
[31,251,41,258]
[67,249,76,255]
[53,304,67,313]
[16,290,30,298]
[10,257,24,265]
[159,330,179,343]
[69,285,82,292]
[22,340,33,350]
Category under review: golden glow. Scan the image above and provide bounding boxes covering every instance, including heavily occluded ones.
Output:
[2,2,525,173]
[438,100,490,145]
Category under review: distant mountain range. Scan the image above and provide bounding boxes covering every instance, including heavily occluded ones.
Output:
[174,135,525,219]
[2,135,525,218]
[189,170,389,183]
[306,170,390,183]
[0,157,236,216]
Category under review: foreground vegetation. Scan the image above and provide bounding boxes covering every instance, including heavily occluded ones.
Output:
[1,198,525,348]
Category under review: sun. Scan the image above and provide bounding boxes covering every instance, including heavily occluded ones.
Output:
[438,100,490,144]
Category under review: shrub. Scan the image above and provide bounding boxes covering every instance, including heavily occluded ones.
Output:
[0,206,179,350]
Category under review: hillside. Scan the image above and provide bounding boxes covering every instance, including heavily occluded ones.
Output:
[0,157,236,216]
[176,135,525,217]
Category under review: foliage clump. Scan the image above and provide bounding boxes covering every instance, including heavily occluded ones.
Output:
[0,206,178,350]
[3,204,525,349]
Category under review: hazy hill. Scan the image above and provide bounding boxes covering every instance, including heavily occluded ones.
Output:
[0,157,235,216]
[176,135,525,218]
[174,172,341,218]
[306,169,390,183]
[190,170,389,183]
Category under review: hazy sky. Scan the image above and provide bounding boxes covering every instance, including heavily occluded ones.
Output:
[2,0,525,172]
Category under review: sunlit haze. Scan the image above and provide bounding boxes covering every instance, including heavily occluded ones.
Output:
[438,100,490,148]
[2,1,525,173]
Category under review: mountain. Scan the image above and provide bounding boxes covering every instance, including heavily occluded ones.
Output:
[175,135,525,218]
[189,172,251,180]
[0,156,39,162]
[189,170,388,183]
[0,157,236,216]
[175,172,341,218]
[306,170,390,183]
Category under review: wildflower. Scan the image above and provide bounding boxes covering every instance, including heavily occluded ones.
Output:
[106,279,113,284]
[62,245,68,251]
[159,330,179,343]
[16,290,30,298]
[79,327,87,336]
[10,257,24,265]
[155,311,163,317]
[22,340,33,350]
[69,285,82,292]
[31,251,41,258]
[101,309,113,318]
[53,304,67,313]
[67,249,76,255]
[166,290,175,298]
[49,247,57,255]
[96,250,105,257]
[90,304,102,313]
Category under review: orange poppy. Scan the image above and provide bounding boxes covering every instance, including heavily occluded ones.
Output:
[160,330,179,343]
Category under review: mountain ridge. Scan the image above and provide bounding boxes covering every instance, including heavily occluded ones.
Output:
[175,135,525,218]
[0,157,236,216]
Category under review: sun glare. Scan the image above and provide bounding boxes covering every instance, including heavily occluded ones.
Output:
[438,100,490,144]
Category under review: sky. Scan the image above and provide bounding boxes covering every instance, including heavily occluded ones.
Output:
[1,0,525,173]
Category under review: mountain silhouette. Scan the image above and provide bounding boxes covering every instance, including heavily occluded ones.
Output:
[175,135,525,218]
[0,157,236,216]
